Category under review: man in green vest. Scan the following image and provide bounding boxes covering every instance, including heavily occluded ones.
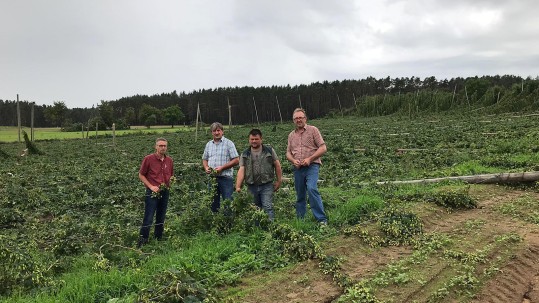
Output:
[235,129,282,220]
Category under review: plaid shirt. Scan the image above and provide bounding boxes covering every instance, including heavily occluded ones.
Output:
[202,136,239,177]
[287,125,325,165]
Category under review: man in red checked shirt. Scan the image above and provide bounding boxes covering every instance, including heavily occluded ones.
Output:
[137,137,174,248]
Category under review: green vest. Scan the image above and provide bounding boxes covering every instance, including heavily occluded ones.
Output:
[241,145,275,185]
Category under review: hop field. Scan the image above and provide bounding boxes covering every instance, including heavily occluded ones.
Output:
[1,112,539,302]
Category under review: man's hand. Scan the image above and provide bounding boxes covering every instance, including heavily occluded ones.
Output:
[235,186,241,193]
[300,158,311,166]
[214,166,223,175]
[150,185,160,192]
[273,181,281,192]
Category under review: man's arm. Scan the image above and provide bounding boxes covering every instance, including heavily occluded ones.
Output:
[273,160,282,191]
[235,165,245,192]
[202,159,211,174]
[139,173,159,192]
[215,157,239,174]
[286,150,301,169]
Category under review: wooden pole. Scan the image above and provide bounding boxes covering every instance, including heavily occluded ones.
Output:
[275,96,283,124]
[376,171,539,186]
[465,85,470,107]
[298,94,302,109]
[112,123,116,147]
[253,96,260,126]
[17,94,21,143]
[451,85,457,108]
[195,102,200,142]
[227,97,232,129]
[30,102,35,141]
[336,93,343,116]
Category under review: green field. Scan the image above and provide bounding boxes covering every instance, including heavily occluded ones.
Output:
[0,125,193,143]
[1,112,539,302]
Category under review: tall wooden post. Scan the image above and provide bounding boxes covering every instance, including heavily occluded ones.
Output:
[195,102,200,142]
[253,96,260,126]
[451,85,457,108]
[464,86,470,107]
[17,94,21,142]
[227,97,232,129]
[275,96,283,124]
[30,102,35,141]
[336,93,343,116]
[112,123,116,147]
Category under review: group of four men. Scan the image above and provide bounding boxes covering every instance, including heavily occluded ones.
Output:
[137,108,328,247]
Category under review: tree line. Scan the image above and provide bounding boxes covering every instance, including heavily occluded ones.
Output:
[1,74,537,130]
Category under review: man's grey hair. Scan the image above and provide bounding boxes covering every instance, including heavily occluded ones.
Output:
[210,122,224,132]
[155,137,168,144]
[293,108,307,118]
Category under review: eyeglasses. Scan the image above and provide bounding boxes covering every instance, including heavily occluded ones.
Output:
[293,117,306,120]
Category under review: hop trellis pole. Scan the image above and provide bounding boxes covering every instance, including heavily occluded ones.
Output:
[275,96,283,124]
[195,102,201,142]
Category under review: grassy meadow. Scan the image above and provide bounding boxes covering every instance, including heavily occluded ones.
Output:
[0,125,192,143]
[1,112,539,302]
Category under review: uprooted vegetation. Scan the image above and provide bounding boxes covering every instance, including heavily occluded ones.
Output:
[1,112,539,302]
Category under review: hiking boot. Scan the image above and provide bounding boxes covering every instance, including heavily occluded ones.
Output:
[319,221,328,228]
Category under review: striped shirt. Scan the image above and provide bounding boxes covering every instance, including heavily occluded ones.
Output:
[287,125,325,165]
[202,136,239,177]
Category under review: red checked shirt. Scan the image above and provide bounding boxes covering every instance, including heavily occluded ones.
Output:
[139,153,174,187]
[287,125,325,165]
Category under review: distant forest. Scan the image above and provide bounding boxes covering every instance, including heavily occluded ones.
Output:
[1,75,538,130]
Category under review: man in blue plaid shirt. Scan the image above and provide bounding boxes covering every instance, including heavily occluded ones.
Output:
[202,122,239,212]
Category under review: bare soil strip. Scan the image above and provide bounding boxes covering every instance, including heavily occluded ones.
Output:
[226,186,539,303]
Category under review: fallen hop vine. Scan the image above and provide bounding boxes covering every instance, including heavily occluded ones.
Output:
[151,176,176,199]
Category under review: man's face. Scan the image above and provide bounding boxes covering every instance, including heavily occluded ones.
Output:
[155,140,168,155]
[212,128,224,140]
[293,112,306,129]
[249,134,262,149]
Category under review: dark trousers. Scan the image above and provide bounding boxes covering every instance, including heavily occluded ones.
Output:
[139,188,169,239]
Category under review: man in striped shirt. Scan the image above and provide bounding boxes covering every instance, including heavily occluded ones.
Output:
[286,108,328,226]
[202,122,239,212]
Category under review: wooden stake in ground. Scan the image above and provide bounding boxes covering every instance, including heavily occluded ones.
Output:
[17,94,21,143]
[275,96,283,124]
[31,102,35,141]
[195,102,201,142]
[227,97,232,129]
[253,96,260,126]
[336,93,343,116]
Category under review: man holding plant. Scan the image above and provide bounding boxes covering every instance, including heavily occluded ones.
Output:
[286,108,328,226]
[137,137,174,248]
[202,122,239,212]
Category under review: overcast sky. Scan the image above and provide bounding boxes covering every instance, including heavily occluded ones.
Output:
[1,0,538,108]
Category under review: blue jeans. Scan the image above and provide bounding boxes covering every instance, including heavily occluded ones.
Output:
[294,164,327,223]
[210,176,234,212]
[140,188,169,239]
[247,182,275,220]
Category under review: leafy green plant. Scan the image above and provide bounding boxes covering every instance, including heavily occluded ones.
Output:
[425,188,477,209]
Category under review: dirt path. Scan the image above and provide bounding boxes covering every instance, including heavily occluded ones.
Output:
[226,185,539,303]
